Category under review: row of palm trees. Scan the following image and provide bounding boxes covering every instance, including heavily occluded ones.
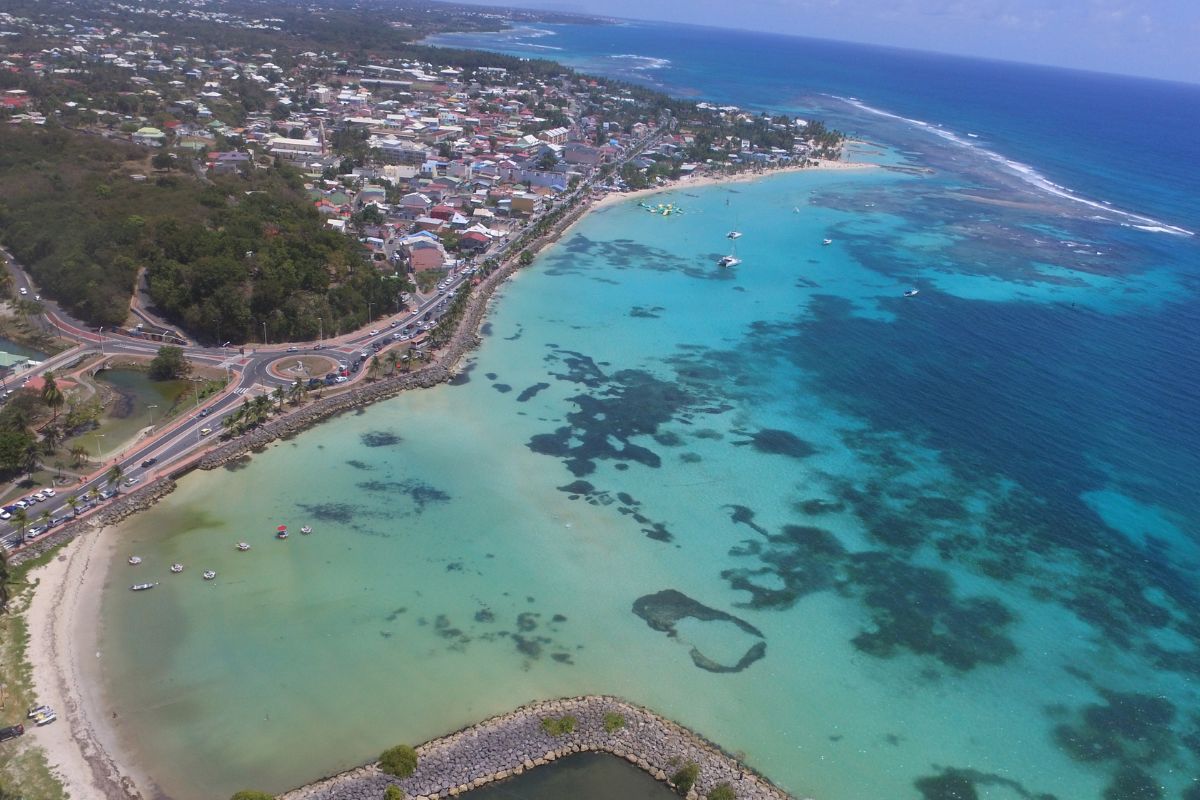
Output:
[9,462,126,542]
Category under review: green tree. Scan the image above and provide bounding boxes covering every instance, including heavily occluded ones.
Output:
[368,355,381,381]
[12,507,28,542]
[152,151,173,171]
[272,385,285,413]
[38,510,51,529]
[66,495,79,517]
[379,745,418,778]
[670,761,700,796]
[41,371,65,422]
[70,443,89,467]
[0,546,9,608]
[518,251,534,267]
[148,346,191,381]
[385,351,399,376]
[106,463,124,492]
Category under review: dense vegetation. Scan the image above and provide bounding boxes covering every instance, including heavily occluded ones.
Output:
[148,346,192,381]
[0,127,405,343]
[379,744,418,778]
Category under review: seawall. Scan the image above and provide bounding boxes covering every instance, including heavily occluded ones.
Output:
[280,696,796,800]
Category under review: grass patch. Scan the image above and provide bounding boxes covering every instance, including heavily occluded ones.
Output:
[707,782,736,800]
[602,711,626,733]
[379,744,418,778]
[540,715,578,736]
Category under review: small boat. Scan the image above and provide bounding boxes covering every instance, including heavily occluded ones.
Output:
[170,563,184,574]
[128,556,142,565]
[300,525,312,534]
[130,582,158,591]
[202,570,216,581]
[822,238,833,246]
[903,288,920,297]
[718,255,742,268]
[33,712,56,726]
[276,524,289,540]
[726,231,743,240]
[27,705,52,719]
[236,542,251,551]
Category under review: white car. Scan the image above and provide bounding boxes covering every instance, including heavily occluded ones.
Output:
[42,488,55,497]
[32,492,46,502]
[0,510,10,521]
[369,329,379,336]
[18,288,27,296]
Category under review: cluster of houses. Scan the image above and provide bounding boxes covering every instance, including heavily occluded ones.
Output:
[1,1,834,278]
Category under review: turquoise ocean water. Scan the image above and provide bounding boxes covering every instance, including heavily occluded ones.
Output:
[97,23,1200,800]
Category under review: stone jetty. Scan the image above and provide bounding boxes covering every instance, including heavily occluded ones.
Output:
[280,696,795,800]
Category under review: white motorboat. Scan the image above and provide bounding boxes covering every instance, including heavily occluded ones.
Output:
[236,542,251,551]
[718,255,742,268]
[202,570,217,580]
[27,705,51,719]
[34,711,56,726]
[726,231,743,240]
[170,563,184,574]
[130,582,158,591]
[822,238,833,246]
[128,556,142,565]
[300,525,313,534]
[904,288,920,297]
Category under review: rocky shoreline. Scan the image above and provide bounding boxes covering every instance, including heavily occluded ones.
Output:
[280,696,796,800]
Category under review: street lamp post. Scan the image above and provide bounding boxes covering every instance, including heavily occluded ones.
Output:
[367,303,373,325]
[147,404,158,429]
[93,433,105,460]
[318,317,323,344]
[262,321,268,345]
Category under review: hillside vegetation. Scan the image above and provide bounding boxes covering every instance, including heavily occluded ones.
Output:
[0,126,402,343]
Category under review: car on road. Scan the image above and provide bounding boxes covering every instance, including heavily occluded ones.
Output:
[335,376,348,384]
[199,427,213,437]
[198,408,211,418]
[389,320,398,328]
[18,288,27,296]
[0,510,9,521]
[124,477,140,487]
[287,346,298,353]
[25,527,45,540]
[141,457,158,468]
[369,329,379,335]
[99,489,116,500]
[313,344,325,350]
[307,377,323,389]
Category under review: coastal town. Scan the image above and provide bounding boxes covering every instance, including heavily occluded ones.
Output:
[0,1,851,799]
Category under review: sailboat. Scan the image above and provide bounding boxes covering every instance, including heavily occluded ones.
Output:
[718,238,741,268]
[726,231,743,240]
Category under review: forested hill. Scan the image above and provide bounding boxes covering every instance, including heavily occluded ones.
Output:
[0,126,400,344]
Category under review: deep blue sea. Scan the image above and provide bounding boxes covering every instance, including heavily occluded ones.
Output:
[93,22,1200,800]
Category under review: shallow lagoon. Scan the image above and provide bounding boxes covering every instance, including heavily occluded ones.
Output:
[99,164,1200,800]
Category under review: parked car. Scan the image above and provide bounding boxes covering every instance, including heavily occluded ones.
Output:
[99,489,116,500]
[335,376,348,384]
[0,724,24,742]
[124,477,140,487]
[42,488,55,497]
[141,457,158,468]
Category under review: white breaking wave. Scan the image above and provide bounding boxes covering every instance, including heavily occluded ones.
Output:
[833,95,1194,237]
[610,54,671,71]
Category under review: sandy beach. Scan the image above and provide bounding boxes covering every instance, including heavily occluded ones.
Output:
[25,525,147,799]
[592,158,876,210]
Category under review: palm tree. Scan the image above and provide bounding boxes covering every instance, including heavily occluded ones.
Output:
[385,351,399,376]
[85,487,98,505]
[41,425,62,455]
[368,356,381,382]
[22,440,39,480]
[106,463,124,493]
[41,371,65,422]
[12,508,28,541]
[288,380,302,406]
[272,385,285,413]
[69,443,89,467]
[38,510,51,530]
[66,495,79,517]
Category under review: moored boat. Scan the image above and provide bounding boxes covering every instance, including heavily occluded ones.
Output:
[128,556,142,565]
[237,542,251,551]
[130,582,158,591]
[718,255,742,268]
[300,525,312,534]
[276,524,288,540]
[202,570,216,580]
[170,563,184,574]
[904,288,920,297]
[822,238,833,246]
[726,231,742,239]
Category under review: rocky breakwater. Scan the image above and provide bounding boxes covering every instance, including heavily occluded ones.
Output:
[195,366,450,470]
[280,696,796,800]
[9,479,178,567]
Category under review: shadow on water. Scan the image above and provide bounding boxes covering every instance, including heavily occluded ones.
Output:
[460,753,678,800]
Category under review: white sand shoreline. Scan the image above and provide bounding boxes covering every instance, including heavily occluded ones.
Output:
[25,526,148,799]
[593,158,877,211]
